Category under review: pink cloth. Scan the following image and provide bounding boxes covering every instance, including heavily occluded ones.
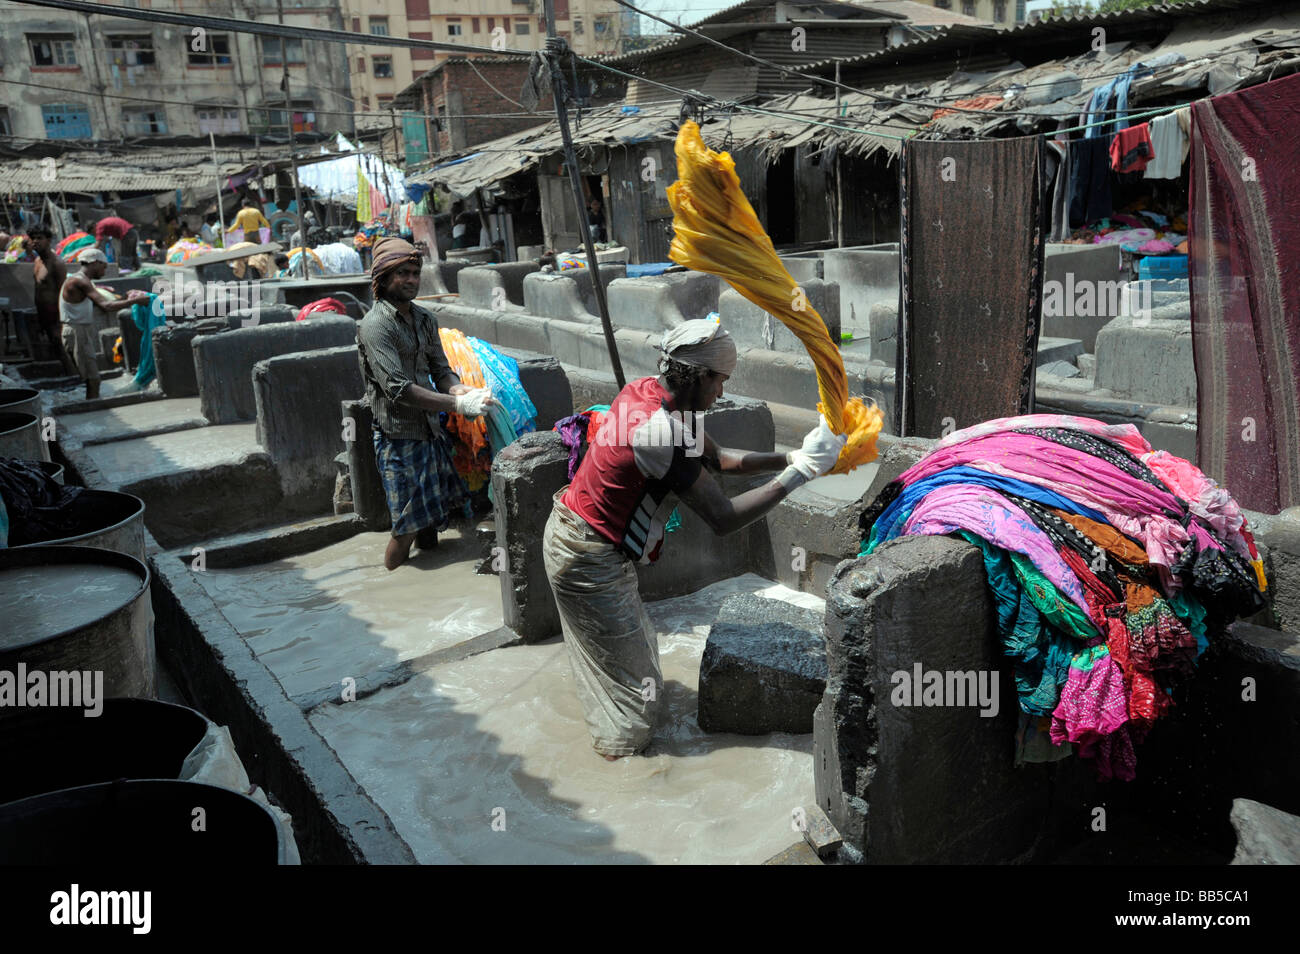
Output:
[934,413,1153,459]
[901,484,1096,623]
[1050,649,1136,780]
[1139,240,1176,254]
[1141,450,1255,562]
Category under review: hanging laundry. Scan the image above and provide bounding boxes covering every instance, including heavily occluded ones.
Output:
[1144,112,1186,179]
[666,121,882,472]
[1068,135,1113,228]
[1190,70,1300,512]
[356,163,372,223]
[860,413,1267,782]
[129,293,164,389]
[1110,122,1156,173]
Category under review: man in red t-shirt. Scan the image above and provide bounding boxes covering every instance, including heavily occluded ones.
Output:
[543,319,845,760]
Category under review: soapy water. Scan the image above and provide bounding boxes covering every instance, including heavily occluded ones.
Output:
[2,563,145,646]
[309,574,821,864]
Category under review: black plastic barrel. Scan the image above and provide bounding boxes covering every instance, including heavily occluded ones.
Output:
[37,459,64,485]
[0,387,40,419]
[0,780,286,864]
[0,545,155,700]
[0,699,208,806]
[0,411,42,461]
[13,489,146,563]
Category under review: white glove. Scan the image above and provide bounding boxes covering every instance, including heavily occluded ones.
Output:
[780,415,847,486]
[454,387,493,418]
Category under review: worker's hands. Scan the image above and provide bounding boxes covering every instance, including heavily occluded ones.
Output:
[453,387,500,418]
[785,415,847,481]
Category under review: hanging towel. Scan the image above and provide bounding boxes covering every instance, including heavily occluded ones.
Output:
[1068,135,1113,228]
[1110,122,1155,173]
[1144,113,1186,179]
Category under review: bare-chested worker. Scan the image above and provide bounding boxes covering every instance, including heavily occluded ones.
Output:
[59,248,146,400]
[26,226,73,375]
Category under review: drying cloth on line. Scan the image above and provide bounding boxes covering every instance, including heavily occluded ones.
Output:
[899,136,1045,438]
[1069,135,1114,228]
[129,293,164,389]
[1110,122,1156,173]
[1144,112,1187,179]
[666,120,881,473]
[0,459,90,547]
[1045,140,1073,242]
[1190,70,1300,513]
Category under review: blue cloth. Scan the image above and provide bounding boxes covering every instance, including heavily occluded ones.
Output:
[466,337,537,435]
[131,294,165,388]
[870,466,1110,548]
[372,426,471,537]
[1085,65,1141,138]
[625,262,675,278]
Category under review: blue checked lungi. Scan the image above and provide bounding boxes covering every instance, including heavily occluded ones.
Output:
[373,426,471,537]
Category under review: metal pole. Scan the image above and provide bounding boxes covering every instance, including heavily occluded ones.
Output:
[277,0,307,277]
[542,0,624,388]
[209,131,226,248]
[835,60,843,248]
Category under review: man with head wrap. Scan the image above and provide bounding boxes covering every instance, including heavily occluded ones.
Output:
[357,237,500,570]
[542,317,846,760]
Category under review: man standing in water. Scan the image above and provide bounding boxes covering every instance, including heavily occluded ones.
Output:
[60,248,145,400]
[27,226,72,374]
[542,319,845,760]
[357,237,499,570]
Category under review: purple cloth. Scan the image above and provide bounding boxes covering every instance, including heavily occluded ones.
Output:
[553,413,588,480]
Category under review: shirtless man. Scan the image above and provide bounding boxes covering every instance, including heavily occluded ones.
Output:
[27,226,73,374]
[60,248,146,399]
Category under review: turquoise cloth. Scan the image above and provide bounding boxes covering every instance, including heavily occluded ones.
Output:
[469,337,537,435]
[0,495,8,547]
[130,294,165,388]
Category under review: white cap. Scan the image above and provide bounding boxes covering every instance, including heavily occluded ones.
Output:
[77,247,108,265]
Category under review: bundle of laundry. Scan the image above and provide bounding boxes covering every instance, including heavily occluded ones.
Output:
[859,414,1266,782]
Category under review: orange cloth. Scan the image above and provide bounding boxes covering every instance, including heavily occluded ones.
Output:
[666,121,881,474]
[438,327,491,490]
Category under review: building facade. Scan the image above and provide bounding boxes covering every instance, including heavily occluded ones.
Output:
[0,0,353,143]
[342,0,632,127]
[923,0,1026,24]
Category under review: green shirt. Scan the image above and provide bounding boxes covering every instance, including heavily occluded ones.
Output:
[357,298,461,440]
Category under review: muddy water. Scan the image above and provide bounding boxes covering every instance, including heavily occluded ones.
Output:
[194,529,502,698]
[2,563,143,647]
[311,574,819,864]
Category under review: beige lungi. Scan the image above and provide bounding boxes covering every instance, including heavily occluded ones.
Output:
[61,323,101,382]
[542,489,663,757]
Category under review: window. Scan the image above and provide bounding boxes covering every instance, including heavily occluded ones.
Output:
[351,17,361,32]
[994,0,1007,21]
[357,55,366,73]
[502,17,510,30]
[961,1,975,15]
[0,107,10,136]
[42,103,91,138]
[108,35,156,69]
[29,34,78,68]
[573,19,583,34]
[934,0,951,9]
[263,36,306,66]
[487,17,495,30]
[369,17,389,36]
[188,33,232,66]
[377,95,394,110]
[372,55,393,78]
[250,102,314,134]
[410,31,435,59]
[515,21,530,34]
[405,0,429,17]
[123,108,167,134]
[472,17,481,32]
[448,22,463,37]
[594,16,610,34]
[196,106,240,133]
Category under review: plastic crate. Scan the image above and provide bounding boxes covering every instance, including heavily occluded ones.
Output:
[1138,254,1188,281]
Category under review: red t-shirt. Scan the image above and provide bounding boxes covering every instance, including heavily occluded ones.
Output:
[563,377,705,564]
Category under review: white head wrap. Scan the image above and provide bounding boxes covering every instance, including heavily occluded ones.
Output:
[658,317,737,376]
[77,247,107,265]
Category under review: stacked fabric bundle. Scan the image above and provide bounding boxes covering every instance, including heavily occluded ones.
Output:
[859,414,1267,781]
[165,238,213,264]
[56,231,96,262]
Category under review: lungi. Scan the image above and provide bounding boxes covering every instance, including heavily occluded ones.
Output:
[543,489,663,757]
[61,323,100,382]
[372,426,470,537]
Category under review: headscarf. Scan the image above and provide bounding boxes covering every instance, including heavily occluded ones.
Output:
[370,236,421,300]
[658,317,737,376]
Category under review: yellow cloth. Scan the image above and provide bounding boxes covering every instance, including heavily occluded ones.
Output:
[231,207,269,234]
[357,165,372,223]
[226,241,275,280]
[666,121,882,474]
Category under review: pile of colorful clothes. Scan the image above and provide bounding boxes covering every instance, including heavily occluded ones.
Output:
[859,414,1267,782]
[165,238,213,264]
[56,231,96,262]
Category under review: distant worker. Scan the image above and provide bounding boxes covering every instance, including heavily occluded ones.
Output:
[26,226,73,375]
[356,237,500,570]
[230,197,270,243]
[199,212,220,246]
[59,248,147,400]
[542,320,846,760]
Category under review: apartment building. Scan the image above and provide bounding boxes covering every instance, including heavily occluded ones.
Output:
[0,0,352,142]
[923,0,1026,24]
[343,0,636,126]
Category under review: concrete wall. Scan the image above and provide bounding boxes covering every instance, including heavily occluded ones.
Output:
[522,264,626,322]
[0,262,36,311]
[253,345,363,503]
[1094,314,1195,408]
[823,244,899,339]
[193,315,357,424]
[605,271,721,333]
[151,318,229,398]
[718,279,840,355]
[458,263,540,310]
[1040,243,1127,352]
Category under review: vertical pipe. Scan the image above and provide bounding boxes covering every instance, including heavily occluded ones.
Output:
[209,132,226,248]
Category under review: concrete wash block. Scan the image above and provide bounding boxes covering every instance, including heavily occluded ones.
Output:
[222,303,297,330]
[605,271,721,334]
[151,318,229,398]
[1040,243,1126,352]
[522,264,626,322]
[418,263,450,297]
[823,244,899,338]
[698,594,827,734]
[253,345,364,505]
[495,347,572,432]
[193,315,357,425]
[458,262,539,310]
[814,537,1046,863]
[1230,799,1300,864]
[1249,508,1300,632]
[869,301,897,367]
[718,280,840,355]
[342,399,389,533]
[780,253,824,281]
[1094,314,1195,408]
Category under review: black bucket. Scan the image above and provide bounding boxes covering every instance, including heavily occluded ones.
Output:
[0,699,208,806]
[37,459,64,485]
[0,387,40,419]
[0,411,42,461]
[0,780,286,864]
[13,489,146,563]
[0,545,155,701]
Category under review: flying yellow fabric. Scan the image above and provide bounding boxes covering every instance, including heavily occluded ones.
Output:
[666,121,882,474]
